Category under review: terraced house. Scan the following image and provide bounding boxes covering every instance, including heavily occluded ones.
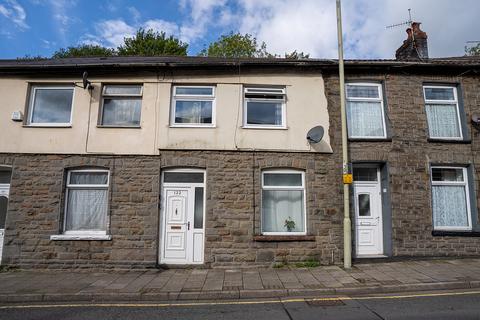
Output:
[0,24,480,269]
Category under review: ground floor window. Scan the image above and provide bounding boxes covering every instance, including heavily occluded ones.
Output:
[261,170,306,235]
[64,169,110,234]
[431,166,471,231]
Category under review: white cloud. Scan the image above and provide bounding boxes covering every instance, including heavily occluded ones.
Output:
[128,6,141,23]
[229,0,480,59]
[0,0,29,29]
[144,19,180,37]
[178,0,227,42]
[94,19,136,47]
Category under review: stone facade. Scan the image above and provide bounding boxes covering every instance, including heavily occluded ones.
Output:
[324,70,480,257]
[0,151,344,269]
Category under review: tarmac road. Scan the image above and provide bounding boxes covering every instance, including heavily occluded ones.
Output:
[1,289,480,320]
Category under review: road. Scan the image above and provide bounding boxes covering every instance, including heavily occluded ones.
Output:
[1,290,480,320]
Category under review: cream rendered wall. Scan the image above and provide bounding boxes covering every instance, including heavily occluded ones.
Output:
[0,71,332,155]
[157,72,332,153]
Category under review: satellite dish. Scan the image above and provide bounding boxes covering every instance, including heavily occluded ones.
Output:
[82,71,92,90]
[306,126,324,143]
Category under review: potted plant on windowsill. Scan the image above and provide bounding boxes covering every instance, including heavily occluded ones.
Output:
[284,217,296,232]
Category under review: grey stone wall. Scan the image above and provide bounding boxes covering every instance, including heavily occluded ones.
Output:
[0,151,344,269]
[324,71,480,257]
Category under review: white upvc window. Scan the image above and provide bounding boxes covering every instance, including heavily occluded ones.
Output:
[431,166,471,231]
[261,170,306,235]
[100,84,143,127]
[171,86,215,127]
[346,83,387,139]
[423,85,463,140]
[27,85,74,126]
[244,87,286,129]
[63,169,110,236]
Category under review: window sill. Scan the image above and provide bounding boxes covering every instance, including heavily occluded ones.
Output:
[23,124,72,128]
[50,234,112,241]
[96,125,141,129]
[253,235,315,242]
[432,230,480,237]
[242,126,288,130]
[169,125,216,128]
[427,138,471,144]
[348,138,392,142]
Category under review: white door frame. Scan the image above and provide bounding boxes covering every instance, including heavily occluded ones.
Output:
[159,169,206,265]
[0,184,10,265]
[353,166,384,257]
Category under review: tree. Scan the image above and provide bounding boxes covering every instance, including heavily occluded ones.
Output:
[52,45,116,58]
[117,29,188,56]
[284,50,310,59]
[199,32,272,58]
[465,43,480,56]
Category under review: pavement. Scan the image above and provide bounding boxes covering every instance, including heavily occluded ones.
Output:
[1,258,480,303]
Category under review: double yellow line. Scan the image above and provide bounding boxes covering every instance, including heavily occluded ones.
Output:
[1,290,480,310]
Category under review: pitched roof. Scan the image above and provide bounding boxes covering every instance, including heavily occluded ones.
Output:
[0,55,479,73]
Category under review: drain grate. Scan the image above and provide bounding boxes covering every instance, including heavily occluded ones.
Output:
[306,299,345,307]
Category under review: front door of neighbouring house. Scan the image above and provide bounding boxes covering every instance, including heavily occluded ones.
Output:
[353,167,384,257]
[0,185,9,264]
[160,170,205,265]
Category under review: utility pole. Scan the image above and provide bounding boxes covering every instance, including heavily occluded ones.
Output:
[336,0,352,269]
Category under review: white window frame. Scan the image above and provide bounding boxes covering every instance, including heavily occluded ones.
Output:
[99,84,143,127]
[423,85,463,140]
[261,170,307,235]
[430,166,472,231]
[62,169,110,236]
[170,85,216,127]
[27,85,75,127]
[243,87,287,129]
[345,82,387,139]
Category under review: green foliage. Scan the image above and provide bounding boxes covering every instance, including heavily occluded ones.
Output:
[52,45,116,58]
[465,43,480,56]
[284,50,310,59]
[199,32,272,58]
[284,217,296,232]
[117,28,188,56]
[294,259,320,268]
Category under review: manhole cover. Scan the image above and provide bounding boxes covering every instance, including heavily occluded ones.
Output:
[306,299,345,307]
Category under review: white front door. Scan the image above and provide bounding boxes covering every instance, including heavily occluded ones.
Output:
[353,168,384,257]
[0,185,9,265]
[160,170,205,264]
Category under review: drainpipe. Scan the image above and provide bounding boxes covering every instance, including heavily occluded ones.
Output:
[336,0,352,269]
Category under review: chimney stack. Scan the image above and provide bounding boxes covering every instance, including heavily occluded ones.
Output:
[395,22,428,60]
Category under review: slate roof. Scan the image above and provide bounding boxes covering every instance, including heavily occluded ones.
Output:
[0,55,479,73]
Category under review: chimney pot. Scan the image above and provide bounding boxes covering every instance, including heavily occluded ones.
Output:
[395,22,428,60]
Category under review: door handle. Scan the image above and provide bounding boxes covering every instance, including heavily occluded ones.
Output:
[187,221,190,230]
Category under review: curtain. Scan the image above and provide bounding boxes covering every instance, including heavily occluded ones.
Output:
[175,101,212,123]
[347,101,384,137]
[102,99,141,126]
[65,189,107,231]
[426,104,460,138]
[70,172,108,185]
[262,190,304,232]
[432,185,468,228]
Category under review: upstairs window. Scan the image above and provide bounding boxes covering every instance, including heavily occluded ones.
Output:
[64,170,109,234]
[244,87,286,128]
[424,86,462,140]
[27,85,74,126]
[171,86,215,126]
[346,83,387,139]
[431,167,472,231]
[100,85,143,127]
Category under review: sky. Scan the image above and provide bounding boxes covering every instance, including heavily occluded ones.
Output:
[0,0,479,59]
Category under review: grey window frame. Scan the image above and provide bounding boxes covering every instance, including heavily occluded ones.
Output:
[99,84,143,127]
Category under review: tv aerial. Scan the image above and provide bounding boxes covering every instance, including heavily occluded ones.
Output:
[386,8,413,30]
